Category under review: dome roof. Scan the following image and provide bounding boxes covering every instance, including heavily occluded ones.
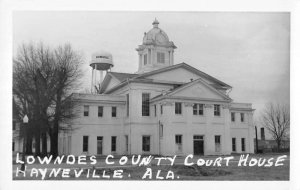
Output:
[142,19,172,46]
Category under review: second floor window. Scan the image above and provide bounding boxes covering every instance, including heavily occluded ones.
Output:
[214,104,220,116]
[157,52,165,63]
[231,112,235,122]
[112,107,117,117]
[98,106,103,117]
[175,102,182,115]
[84,105,89,116]
[142,93,150,116]
[160,105,163,115]
[241,113,245,122]
[193,104,204,115]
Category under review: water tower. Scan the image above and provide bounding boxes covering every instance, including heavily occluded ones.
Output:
[90,51,114,93]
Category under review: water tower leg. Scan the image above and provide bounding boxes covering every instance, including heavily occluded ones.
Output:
[91,68,94,93]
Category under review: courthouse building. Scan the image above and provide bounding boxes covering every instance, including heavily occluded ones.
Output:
[13,19,255,156]
[61,19,255,156]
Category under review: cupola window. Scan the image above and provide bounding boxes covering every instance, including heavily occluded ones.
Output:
[157,52,165,63]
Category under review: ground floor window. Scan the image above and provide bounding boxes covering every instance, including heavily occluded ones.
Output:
[232,138,236,152]
[125,135,129,152]
[215,135,221,152]
[12,141,15,151]
[142,136,150,152]
[111,136,117,152]
[175,135,183,152]
[83,136,88,152]
[241,138,246,152]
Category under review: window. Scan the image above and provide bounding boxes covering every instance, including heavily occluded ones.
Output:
[231,112,235,122]
[175,135,182,144]
[175,135,183,152]
[215,135,221,152]
[175,102,182,115]
[160,105,163,115]
[144,54,147,65]
[111,136,117,152]
[142,93,150,116]
[240,113,245,122]
[98,106,103,117]
[241,138,245,151]
[193,104,204,115]
[12,141,15,151]
[261,128,265,140]
[126,94,129,117]
[142,136,150,152]
[83,136,89,152]
[83,105,89,116]
[157,52,165,63]
[232,138,236,152]
[159,124,163,138]
[214,104,220,116]
[112,107,117,117]
[154,105,157,117]
[125,135,129,152]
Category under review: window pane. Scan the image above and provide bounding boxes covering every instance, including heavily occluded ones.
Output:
[112,107,117,117]
[98,106,103,117]
[231,112,235,122]
[84,105,89,116]
[232,138,236,152]
[199,104,204,115]
[142,93,150,116]
[241,138,245,151]
[157,52,165,63]
[142,136,150,152]
[193,104,197,115]
[175,102,182,114]
[214,105,220,116]
[215,135,221,152]
[261,128,265,140]
[83,136,88,152]
[241,113,244,122]
[111,136,116,151]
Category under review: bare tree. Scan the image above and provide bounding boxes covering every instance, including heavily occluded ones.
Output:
[260,102,290,151]
[13,42,83,157]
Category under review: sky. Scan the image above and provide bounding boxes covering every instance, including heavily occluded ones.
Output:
[13,11,290,120]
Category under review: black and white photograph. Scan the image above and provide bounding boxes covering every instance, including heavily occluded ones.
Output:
[0,0,299,190]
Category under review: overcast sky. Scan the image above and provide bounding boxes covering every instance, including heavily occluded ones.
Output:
[13,11,290,120]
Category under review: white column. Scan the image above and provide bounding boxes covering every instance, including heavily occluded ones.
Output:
[170,50,174,65]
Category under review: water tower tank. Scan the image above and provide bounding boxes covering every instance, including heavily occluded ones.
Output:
[90,52,114,70]
[89,51,114,94]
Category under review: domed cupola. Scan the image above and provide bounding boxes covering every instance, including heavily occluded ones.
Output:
[136,19,177,74]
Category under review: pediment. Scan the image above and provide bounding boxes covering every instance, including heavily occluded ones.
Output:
[169,79,230,101]
[138,63,230,88]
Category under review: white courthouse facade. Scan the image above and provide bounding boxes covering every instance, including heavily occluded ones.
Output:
[60,19,255,156]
